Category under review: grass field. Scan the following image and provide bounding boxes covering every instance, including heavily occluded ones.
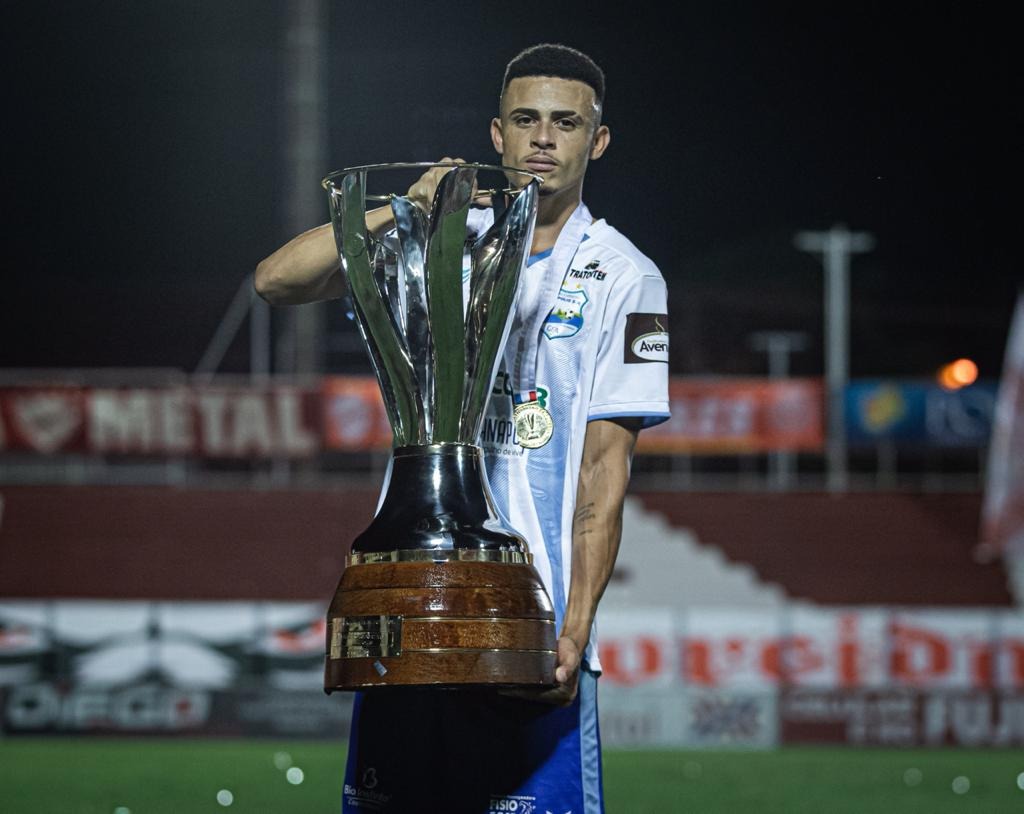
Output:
[1,739,1022,813]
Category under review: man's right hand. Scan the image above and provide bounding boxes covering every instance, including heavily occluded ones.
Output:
[406,157,468,212]
[255,157,482,307]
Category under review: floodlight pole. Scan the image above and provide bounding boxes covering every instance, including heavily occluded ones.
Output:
[749,331,810,489]
[794,225,875,493]
[277,0,328,378]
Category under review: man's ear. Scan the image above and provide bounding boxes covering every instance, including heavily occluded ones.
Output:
[590,124,610,160]
[490,117,504,156]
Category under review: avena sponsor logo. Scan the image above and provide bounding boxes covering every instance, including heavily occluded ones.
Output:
[624,313,669,364]
[631,332,669,361]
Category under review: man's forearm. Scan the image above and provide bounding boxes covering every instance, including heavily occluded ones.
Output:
[253,206,396,306]
[254,223,339,305]
[561,419,639,653]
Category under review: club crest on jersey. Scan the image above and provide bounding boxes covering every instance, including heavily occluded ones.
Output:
[543,286,588,340]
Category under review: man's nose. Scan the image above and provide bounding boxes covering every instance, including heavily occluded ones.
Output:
[531,122,556,149]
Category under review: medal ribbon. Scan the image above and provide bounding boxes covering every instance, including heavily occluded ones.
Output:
[510,202,592,398]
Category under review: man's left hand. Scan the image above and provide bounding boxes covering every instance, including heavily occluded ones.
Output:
[499,635,582,706]
[550,634,583,703]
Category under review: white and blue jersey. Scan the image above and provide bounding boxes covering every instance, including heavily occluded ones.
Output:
[468,205,670,673]
[343,204,669,814]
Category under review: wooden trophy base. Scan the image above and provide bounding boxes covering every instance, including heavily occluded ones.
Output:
[325,557,557,690]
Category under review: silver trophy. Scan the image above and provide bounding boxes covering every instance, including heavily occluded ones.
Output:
[321,163,557,689]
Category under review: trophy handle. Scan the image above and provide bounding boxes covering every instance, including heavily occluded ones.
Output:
[424,166,477,443]
[328,171,421,445]
[390,196,434,439]
[461,183,539,441]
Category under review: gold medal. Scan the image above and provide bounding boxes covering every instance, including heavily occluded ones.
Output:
[514,401,554,449]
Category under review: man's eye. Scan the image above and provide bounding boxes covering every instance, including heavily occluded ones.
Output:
[514,116,534,126]
[557,119,577,129]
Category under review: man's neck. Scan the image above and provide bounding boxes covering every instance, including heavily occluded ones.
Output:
[530,188,585,255]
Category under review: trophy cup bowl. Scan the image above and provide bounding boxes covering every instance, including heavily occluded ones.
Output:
[321,162,557,690]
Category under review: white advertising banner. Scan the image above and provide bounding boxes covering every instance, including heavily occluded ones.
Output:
[2,601,1022,744]
[682,607,783,689]
[997,610,1024,689]
[594,607,678,688]
[887,609,996,690]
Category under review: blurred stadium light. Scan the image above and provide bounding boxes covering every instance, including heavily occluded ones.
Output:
[938,358,979,391]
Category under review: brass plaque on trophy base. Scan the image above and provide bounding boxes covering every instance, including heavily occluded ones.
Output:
[326,559,556,689]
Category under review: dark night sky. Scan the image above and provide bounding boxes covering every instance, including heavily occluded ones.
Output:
[3,2,1019,378]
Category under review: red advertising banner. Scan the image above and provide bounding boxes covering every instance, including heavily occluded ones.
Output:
[596,607,1024,691]
[0,375,824,457]
[636,378,824,453]
[0,385,321,458]
[317,376,826,454]
[320,376,392,451]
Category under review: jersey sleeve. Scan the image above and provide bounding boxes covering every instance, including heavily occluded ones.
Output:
[588,272,671,428]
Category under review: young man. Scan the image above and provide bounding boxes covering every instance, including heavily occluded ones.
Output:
[257,43,669,814]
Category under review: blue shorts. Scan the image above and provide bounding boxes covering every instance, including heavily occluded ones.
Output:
[341,667,604,814]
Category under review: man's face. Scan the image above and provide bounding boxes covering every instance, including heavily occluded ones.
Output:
[491,76,610,199]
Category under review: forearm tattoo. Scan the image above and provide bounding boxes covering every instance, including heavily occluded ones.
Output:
[574,501,597,536]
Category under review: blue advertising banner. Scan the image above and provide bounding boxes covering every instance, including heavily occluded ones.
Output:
[846,381,997,447]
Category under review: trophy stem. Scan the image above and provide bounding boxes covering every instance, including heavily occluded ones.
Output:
[351,443,527,555]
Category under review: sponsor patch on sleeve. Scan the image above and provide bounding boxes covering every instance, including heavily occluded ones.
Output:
[624,312,669,364]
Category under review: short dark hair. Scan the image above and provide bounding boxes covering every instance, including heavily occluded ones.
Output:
[500,43,605,121]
